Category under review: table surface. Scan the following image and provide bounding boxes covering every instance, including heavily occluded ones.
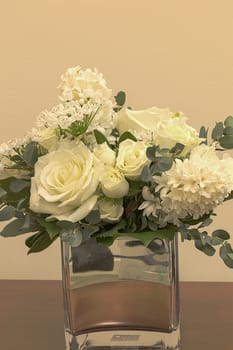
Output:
[0,281,232,350]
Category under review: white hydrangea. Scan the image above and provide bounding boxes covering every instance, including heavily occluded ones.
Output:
[151,144,233,224]
[59,65,112,104]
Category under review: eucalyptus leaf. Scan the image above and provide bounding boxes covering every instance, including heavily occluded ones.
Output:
[211,122,224,141]
[212,229,230,241]
[219,135,233,149]
[114,91,126,107]
[0,217,33,237]
[199,126,208,139]
[9,179,30,193]
[219,243,233,268]
[223,127,233,136]
[85,210,100,225]
[157,157,173,172]
[0,206,15,221]
[140,165,152,182]
[22,142,38,166]
[0,188,7,199]
[170,143,185,155]
[195,240,216,256]
[146,146,157,161]
[224,115,233,128]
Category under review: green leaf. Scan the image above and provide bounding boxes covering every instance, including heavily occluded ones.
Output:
[198,217,213,228]
[219,243,233,268]
[94,129,109,145]
[85,210,100,225]
[0,217,33,237]
[97,222,176,247]
[212,229,230,241]
[224,116,233,128]
[223,127,233,136]
[37,219,60,240]
[22,142,38,166]
[157,157,173,172]
[0,206,15,221]
[119,131,137,143]
[195,240,216,256]
[27,231,55,254]
[0,188,7,199]
[170,143,185,155]
[212,122,224,141]
[219,135,233,149]
[146,146,158,161]
[140,165,152,182]
[199,126,208,139]
[9,179,30,193]
[114,91,126,107]
[127,181,142,196]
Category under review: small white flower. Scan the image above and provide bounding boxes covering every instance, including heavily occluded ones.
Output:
[139,186,161,217]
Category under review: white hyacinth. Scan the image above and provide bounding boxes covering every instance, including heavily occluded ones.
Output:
[142,144,233,224]
[59,65,112,104]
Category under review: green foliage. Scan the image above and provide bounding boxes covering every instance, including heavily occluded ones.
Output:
[0,217,38,237]
[219,135,233,149]
[199,126,208,141]
[0,206,15,221]
[224,116,233,128]
[22,142,39,167]
[219,243,233,268]
[94,129,110,145]
[9,179,30,193]
[211,122,224,141]
[85,210,100,225]
[141,165,152,182]
[114,91,126,112]
[169,143,185,156]
[119,131,137,143]
[26,231,57,254]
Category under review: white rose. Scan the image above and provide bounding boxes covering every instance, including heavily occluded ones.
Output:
[32,128,59,151]
[93,142,116,166]
[98,197,124,223]
[100,166,129,198]
[29,139,104,222]
[116,106,172,134]
[116,107,202,156]
[116,139,150,180]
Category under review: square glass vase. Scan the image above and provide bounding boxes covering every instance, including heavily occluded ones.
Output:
[61,235,180,350]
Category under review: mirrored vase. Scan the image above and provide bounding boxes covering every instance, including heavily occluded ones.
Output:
[61,235,180,350]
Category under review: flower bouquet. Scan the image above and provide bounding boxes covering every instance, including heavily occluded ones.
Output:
[0,66,233,349]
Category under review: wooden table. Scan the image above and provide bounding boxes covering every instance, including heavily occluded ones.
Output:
[0,281,232,350]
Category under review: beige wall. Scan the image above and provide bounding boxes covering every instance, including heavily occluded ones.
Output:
[0,0,232,281]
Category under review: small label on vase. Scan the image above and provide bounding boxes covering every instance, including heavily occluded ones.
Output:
[111,334,140,341]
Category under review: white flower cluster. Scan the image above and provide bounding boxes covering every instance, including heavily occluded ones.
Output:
[36,66,116,143]
[141,144,233,225]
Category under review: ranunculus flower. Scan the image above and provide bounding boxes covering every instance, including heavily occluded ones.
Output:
[116,107,202,156]
[98,197,124,223]
[29,139,104,222]
[100,166,129,198]
[116,139,150,180]
[93,142,116,166]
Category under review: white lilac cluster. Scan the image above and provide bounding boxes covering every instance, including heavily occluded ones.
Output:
[140,144,233,225]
